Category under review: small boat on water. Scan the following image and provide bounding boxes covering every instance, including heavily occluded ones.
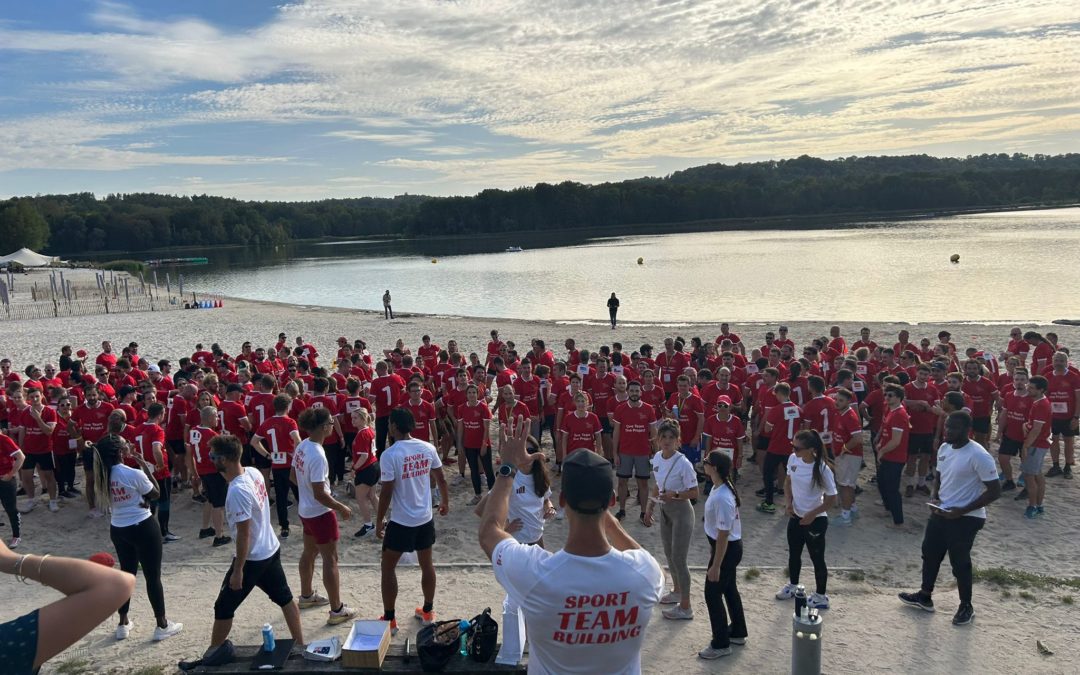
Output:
[504,246,524,253]
[144,257,209,267]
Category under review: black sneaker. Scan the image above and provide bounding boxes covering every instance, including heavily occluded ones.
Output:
[898,591,935,612]
[1001,479,1016,491]
[952,603,974,625]
[68,486,82,495]
[905,485,915,498]
[212,536,232,547]
[1046,465,1063,478]
[280,527,289,538]
[354,524,374,538]
[198,527,215,539]
[615,509,626,521]
[1014,487,1029,501]
[192,493,207,504]
[755,488,766,498]
[1065,465,1074,480]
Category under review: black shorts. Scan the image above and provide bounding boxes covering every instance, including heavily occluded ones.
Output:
[600,417,613,435]
[22,453,54,472]
[251,449,272,469]
[383,519,436,553]
[354,462,380,487]
[909,433,935,456]
[241,443,255,467]
[972,417,991,434]
[1051,418,1079,438]
[81,448,95,472]
[167,439,186,455]
[213,550,293,620]
[200,472,228,508]
[755,435,769,451]
[999,437,1023,457]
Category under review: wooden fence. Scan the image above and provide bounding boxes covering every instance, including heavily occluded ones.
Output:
[0,294,184,321]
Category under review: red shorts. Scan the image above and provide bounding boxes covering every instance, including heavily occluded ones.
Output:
[300,511,339,544]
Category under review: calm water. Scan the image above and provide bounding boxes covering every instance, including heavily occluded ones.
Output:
[180,208,1080,324]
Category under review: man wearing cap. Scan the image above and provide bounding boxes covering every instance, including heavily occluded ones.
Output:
[481,420,663,673]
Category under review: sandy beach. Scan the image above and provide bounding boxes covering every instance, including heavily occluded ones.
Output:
[5,297,1080,674]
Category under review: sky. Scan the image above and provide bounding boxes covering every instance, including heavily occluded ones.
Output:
[0,0,1078,201]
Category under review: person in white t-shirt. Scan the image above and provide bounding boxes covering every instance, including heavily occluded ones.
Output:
[698,450,747,660]
[291,407,356,625]
[899,411,1001,626]
[376,408,449,634]
[92,434,183,642]
[480,418,663,675]
[194,434,304,655]
[643,420,699,621]
[776,429,837,610]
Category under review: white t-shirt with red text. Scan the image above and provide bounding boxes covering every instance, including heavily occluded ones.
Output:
[380,437,442,527]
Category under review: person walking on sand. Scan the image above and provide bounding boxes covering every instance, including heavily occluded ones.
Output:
[607,292,620,329]
[383,290,393,320]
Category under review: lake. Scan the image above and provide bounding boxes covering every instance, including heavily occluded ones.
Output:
[179,207,1080,325]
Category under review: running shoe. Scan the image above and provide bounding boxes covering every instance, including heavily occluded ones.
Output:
[698,646,732,659]
[115,620,133,640]
[662,605,694,620]
[280,527,289,538]
[192,493,207,503]
[1017,475,1026,487]
[355,524,374,538]
[67,486,81,495]
[952,603,974,625]
[8,537,20,549]
[775,583,797,600]
[328,605,358,625]
[1046,465,1063,477]
[467,494,482,506]
[298,593,330,609]
[153,621,184,641]
[1000,480,1016,492]
[1065,465,1074,479]
[48,500,60,513]
[199,527,215,539]
[415,607,436,626]
[614,509,626,521]
[660,591,681,605]
[87,508,104,519]
[18,500,37,514]
[1024,506,1037,519]
[1014,487,1028,501]
[898,590,935,612]
[755,488,766,498]
[1036,505,1045,515]
[756,501,776,514]
[729,636,747,646]
[212,536,232,547]
[163,533,181,543]
[379,616,399,636]
[808,592,830,609]
[839,512,853,526]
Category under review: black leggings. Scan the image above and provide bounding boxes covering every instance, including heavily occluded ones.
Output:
[787,515,829,595]
[877,460,904,524]
[704,537,746,649]
[921,515,984,604]
[0,478,20,538]
[609,307,618,328]
[55,454,78,492]
[152,477,172,535]
[541,415,558,451]
[111,516,166,620]
[273,467,299,528]
[325,442,345,485]
[375,416,390,455]
[762,453,786,505]
[466,447,495,495]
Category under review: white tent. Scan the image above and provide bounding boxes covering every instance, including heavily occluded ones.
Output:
[0,248,57,267]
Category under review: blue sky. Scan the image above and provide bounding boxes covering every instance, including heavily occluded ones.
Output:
[1,0,1078,200]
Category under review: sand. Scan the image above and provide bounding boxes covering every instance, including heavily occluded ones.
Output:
[4,297,1080,674]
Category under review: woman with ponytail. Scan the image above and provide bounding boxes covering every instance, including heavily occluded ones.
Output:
[698,451,747,660]
[776,429,837,610]
[93,434,183,642]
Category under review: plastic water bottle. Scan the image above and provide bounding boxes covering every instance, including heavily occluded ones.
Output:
[671,405,679,420]
[458,619,470,657]
[262,623,275,653]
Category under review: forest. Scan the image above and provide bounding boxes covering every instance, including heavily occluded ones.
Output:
[2,153,1078,255]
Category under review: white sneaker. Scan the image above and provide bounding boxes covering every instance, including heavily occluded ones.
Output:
[327,604,358,625]
[776,583,797,600]
[19,500,36,514]
[698,645,732,659]
[298,593,330,609]
[662,605,694,620]
[839,511,853,526]
[87,508,104,519]
[659,590,681,605]
[8,537,21,549]
[153,621,183,641]
[116,620,133,640]
[808,592,830,609]
[48,500,60,513]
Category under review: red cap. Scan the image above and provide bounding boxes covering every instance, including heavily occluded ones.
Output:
[76,349,88,358]
[716,395,733,407]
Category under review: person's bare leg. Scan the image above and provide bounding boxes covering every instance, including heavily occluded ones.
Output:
[209,619,232,648]
[617,477,629,511]
[201,501,212,529]
[281,600,304,645]
[635,478,649,511]
[418,547,437,606]
[212,507,224,534]
[1065,436,1075,466]
[19,469,35,501]
[1050,434,1062,466]
[356,485,372,523]
[381,549,402,614]
[299,536,318,598]
[317,541,341,608]
[42,470,57,500]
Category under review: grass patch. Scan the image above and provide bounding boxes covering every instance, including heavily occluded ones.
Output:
[1001,589,1012,598]
[847,570,866,582]
[55,659,91,675]
[1019,591,1036,601]
[1062,595,1074,605]
[744,567,761,581]
[126,667,166,675]
[974,567,1080,591]
[100,259,147,275]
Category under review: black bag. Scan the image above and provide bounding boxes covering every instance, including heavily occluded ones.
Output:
[417,620,464,673]
[467,607,499,663]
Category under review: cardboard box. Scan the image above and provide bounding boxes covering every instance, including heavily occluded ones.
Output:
[342,620,392,670]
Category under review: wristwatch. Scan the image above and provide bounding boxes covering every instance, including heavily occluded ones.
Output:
[498,464,515,478]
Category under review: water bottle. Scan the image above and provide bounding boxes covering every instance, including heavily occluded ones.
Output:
[794,584,807,619]
[262,623,276,653]
[671,405,679,420]
[458,619,470,657]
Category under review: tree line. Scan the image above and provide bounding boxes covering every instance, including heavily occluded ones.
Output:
[2,153,1078,255]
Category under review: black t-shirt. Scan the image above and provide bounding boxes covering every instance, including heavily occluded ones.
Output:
[607,297,620,309]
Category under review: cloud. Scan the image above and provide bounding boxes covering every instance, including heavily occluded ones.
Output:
[0,0,1078,198]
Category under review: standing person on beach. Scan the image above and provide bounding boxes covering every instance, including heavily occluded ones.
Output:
[607,292,620,329]
[382,290,393,320]
[899,411,1000,625]
[699,450,747,660]
[875,384,910,529]
[376,408,449,634]
[292,407,356,625]
[0,431,25,548]
[480,420,663,675]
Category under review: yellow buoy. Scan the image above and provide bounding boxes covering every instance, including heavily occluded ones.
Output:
[637,257,644,265]
[950,254,960,263]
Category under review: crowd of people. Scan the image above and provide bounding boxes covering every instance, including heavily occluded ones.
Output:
[0,322,1075,671]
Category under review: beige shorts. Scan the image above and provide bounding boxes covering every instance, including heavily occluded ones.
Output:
[834,454,863,488]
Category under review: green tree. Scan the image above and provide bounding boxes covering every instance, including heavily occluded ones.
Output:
[0,200,50,251]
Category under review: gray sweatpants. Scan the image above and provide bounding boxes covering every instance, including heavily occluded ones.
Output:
[660,498,695,596]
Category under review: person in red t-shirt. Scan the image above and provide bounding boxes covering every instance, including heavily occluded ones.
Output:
[250,393,303,537]
[961,360,999,450]
[456,384,495,501]
[16,387,59,513]
[875,384,910,528]
[1021,376,1052,513]
[702,395,746,470]
[1044,351,1080,478]
[665,375,706,465]
[656,338,690,396]
[417,335,441,373]
[72,384,115,516]
[611,382,658,522]
[801,376,836,448]
[133,402,177,541]
[349,407,380,538]
[559,391,603,459]
[369,362,405,455]
[904,364,942,497]
[1025,332,1055,376]
[827,326,847,356]
[997,368,1032,490]
[310,377,346,488]
[187,405,228,546]
[401,381,438,444]
[0,430,25,544]
[758,383,801,512]
[512,361,542,441]
[830,388,864,524]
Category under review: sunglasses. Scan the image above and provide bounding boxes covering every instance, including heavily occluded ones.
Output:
[717,403,729,409]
